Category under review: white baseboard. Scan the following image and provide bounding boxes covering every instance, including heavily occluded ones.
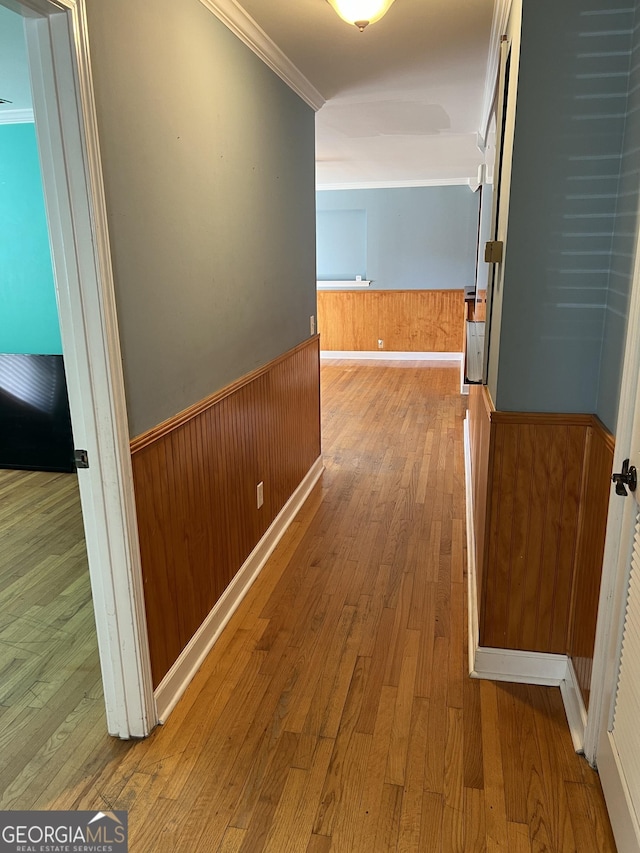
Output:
[154,455,324,723]
[464,415,584,744]
[320,351,463,362]
[460,356,469,395]
[560,657,588,754]
[471,646,569,686]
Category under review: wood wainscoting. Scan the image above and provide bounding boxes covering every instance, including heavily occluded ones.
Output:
[468,290,487,322]
[568,419,615,708]
[467,386,614,701]
[469,382,493,616]
[317,289,465,352]
[130,337,321,687]
[483,410,590,654]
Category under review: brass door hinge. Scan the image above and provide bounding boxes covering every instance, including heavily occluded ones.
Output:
[484,240,504,264]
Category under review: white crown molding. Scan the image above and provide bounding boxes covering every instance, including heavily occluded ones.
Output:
[0,108,34,124]
[479,0,513,146]
[198,0,325,111]
[316,177,474,191]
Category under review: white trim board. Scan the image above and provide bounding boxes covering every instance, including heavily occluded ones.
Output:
[317,280,370,289]
[471,646,569,686]
[155,456,324,723]
[317,178,475,191]
[0,108,34,124]
[479,0,513,145]
[598,730,640,852]
[320,351,463,362]
[463,414,584,750]
[198,0,324,111]
[561,657,588,755]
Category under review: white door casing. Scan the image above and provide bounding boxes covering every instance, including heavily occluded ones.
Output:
[10,0,157,737]
[587,191,640,849]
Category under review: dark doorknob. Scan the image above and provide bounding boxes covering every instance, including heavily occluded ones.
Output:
[612,459,637,496]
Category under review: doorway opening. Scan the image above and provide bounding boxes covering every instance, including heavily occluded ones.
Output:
[0,0,156,744]
[0,4,107,798]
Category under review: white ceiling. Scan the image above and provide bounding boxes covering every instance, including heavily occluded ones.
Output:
[239,0,496,187]
[0,0,496,185]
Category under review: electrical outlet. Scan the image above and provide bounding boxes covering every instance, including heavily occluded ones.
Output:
[378,339,384,349]
[310,315,316,336]
[257,481,264,509]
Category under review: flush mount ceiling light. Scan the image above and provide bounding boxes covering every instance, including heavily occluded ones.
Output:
[326,0,397,31]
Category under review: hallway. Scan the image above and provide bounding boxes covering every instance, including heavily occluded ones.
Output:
[6,362,616,850]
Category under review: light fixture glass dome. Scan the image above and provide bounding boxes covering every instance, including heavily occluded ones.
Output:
[326,0,397,31]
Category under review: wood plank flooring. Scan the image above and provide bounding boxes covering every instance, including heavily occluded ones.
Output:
[0,363,617,852]
[0,469,118,808]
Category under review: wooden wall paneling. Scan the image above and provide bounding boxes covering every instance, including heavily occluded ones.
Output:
[516,424,547,651]
[568,421,615,707]
[482,422,514,650]
[480,418,588,654]
[529,425,565,653]
[131,337,321,687]
[473,291,487,322]
[551,427,588,654]
[169,423,199,649]
[470,395,614,669]
[317,290,465,353]
[130,440,179,684]
[468,385,494,622]
[543,424,584,652]
[504,423,535,650]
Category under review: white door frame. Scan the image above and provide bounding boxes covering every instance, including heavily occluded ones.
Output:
[583,189,640,852]
[6,0,157,738]
[585,194,640,779]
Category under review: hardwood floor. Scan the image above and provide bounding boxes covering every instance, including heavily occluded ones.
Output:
[0,469,115,808]
[0,363,617,852]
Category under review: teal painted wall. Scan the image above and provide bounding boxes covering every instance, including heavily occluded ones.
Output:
[316,186,479,290]
[0,123,61,355]
[85,0,317,437]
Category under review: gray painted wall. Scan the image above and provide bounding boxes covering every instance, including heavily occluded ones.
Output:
[597,4,640,432]
[316,186,479,290]
[493,0,633,416]
[85,0,316,437]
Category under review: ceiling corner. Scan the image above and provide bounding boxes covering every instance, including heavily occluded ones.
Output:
[198,0,326,111]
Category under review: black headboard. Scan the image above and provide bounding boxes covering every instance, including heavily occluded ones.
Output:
[0,354,75,473]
